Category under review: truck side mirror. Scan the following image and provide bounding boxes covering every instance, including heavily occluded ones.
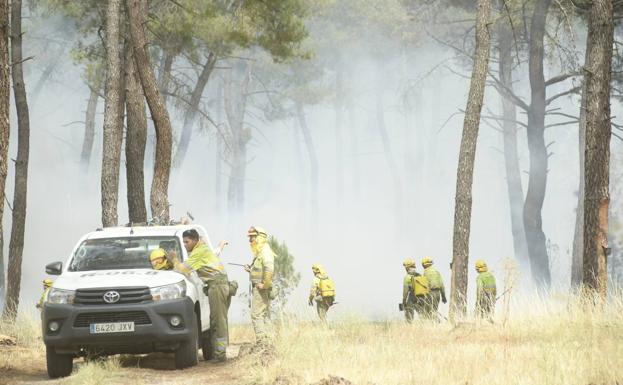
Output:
[45,261,63,275]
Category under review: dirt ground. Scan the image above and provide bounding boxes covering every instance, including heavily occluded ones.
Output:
[0,343,249,385]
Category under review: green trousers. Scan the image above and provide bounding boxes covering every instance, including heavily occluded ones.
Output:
[251,286,272,343]
[476,292,495,320]
[315,296,333,322]
[207,281,230,359]
[404,297,416,323]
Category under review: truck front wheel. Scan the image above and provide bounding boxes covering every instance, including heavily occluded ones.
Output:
[175,316,199,369]
[46,346,73,378]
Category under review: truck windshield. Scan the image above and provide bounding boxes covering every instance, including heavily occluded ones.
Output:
[68,237,183,271]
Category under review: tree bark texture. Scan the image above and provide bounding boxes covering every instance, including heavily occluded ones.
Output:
[582,0,613,298]
[524,0,552,287]
[173,53,217,168]
[3,0,29,321]
[572,79,588,287]
[80,78,101,172]
[0,0,8,313]
[125,44,148,224]
[497,8,529,265]
[127,0,173,223]
[296,103,319,232]
[101,0,125,228]
[449,0,490,321]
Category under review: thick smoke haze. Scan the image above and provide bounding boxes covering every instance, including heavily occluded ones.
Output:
[2,10,621,323]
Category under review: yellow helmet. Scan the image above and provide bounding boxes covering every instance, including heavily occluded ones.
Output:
[475,259,488,272]
[150,248,166,261]
[43,279,53,288]
[421,257,433,267]
[403,258,416,268]
[248,226,268,237]
[312,264,323,273]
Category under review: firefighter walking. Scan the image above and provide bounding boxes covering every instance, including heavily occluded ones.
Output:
[421,257,447,321]
[475,259,497,322]
[308,264,335,322]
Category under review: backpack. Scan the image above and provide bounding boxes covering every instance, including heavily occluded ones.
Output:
[411,275,429,296]
[319,277,336,298]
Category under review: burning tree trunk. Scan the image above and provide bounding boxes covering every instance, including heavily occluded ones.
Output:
[497,8,528,265]
[523,0,552,287]
[0,0,8,311]
[101,0,125,228]
[449,0,490,321]
[581,0,613,298]
[80,77,102,172]
[125,44,147,224]
[296,102,319,232]
[3,0,29,321]
[127,0,173,223]
[173,53,217,168]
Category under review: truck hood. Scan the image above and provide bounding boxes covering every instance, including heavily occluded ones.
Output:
[52,269,187,290]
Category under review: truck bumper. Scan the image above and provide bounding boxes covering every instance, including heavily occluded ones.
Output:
[42,297,196,355]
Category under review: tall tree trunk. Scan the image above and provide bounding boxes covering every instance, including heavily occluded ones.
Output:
[296,103,319,232]
[582,0,613,298]
[127,0,173,223]
[101,0,125,228]
[125,44,147,224]
[224,64,251,215]
[2,0,29,321]
[498,7,529,265]
[173,53,217,168]
[157,48,174,105]
[572,80,588,287]
[524,0,552,287]
[80,76,102,172]
[334,66,344,206]
[449,0,490,321]
[0,0,8,313]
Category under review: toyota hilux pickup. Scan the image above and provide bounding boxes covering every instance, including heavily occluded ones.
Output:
[41,225,215,378]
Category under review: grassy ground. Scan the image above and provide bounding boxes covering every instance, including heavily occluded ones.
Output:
[1,294,622,385]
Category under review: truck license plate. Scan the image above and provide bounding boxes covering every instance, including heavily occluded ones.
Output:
[89,322,135,334]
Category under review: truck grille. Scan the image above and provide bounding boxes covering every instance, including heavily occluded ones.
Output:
[74,311,151,327]
[74,287,152,305]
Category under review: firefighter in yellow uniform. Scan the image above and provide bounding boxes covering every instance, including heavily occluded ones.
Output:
[475,259,497,322]
[421,257,446,321]
[167,229,230,362]
[150,248,173,270]
[402,259,417,322]
[36,279,53,310]
[245,226,275,345]
[308,264,335,322]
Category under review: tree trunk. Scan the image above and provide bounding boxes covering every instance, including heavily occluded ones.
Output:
[572,80,588,287]
[498,6,529,265]
[173,53,217,168]
[101,0,125,228]
[157,48,174,105]
[2,0,29,321]
[296,103,319,232]
[224,64,251,215]
[0,0,8,313]
[127,0,173,223]
[524,0,552,287]
[80,77,102,172]
[125,43,147,224]
[334,67,344,206]
[582,0,613,298]
[449,0,490,321]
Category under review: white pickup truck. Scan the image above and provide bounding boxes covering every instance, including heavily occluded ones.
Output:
[41,225,216,378]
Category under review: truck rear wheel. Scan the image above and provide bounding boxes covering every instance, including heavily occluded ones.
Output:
[201,329,213,361]
[175,316,199,369]
[46,346,73,378]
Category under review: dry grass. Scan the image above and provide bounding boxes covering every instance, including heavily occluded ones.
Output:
[248,294,623,385]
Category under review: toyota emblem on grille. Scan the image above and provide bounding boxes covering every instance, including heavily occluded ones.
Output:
[103,291,121,304]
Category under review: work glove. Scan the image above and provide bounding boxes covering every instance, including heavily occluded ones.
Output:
[442,297,447,304]
[308,299,313,306]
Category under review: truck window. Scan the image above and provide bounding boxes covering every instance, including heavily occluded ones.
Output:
[68,237,183,272]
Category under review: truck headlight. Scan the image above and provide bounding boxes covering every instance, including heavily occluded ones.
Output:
[150,281,186,301]
[47,288,75,304]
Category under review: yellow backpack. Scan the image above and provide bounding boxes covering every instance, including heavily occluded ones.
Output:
[319,277,336,298]
[411,275,429,296]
